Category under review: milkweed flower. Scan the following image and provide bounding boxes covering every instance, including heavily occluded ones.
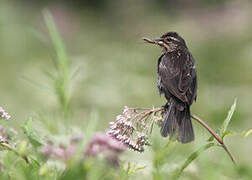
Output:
[107,106,164,152]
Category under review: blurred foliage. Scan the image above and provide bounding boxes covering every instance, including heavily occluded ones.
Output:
[18,0,231,10]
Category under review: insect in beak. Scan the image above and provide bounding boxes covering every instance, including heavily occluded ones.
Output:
[142,37,162,44]
[142,37,169,49]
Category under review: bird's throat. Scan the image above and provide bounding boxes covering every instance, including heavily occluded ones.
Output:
[163,43,177,52]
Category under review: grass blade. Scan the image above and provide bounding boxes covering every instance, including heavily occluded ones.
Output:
[43,9,71,118]
[220,98,237,138]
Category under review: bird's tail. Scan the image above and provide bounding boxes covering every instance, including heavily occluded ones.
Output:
[160,97,194,143]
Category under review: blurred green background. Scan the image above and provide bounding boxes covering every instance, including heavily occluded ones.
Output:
[0,0,252,179]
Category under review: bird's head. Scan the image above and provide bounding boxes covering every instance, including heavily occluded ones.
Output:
[143,32,186,52]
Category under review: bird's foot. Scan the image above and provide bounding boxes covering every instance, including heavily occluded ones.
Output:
[162,102,170,110]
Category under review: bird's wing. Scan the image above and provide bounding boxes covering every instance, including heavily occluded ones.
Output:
[158,51,197,104]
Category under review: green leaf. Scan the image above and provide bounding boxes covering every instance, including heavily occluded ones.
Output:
[43,9,71,118]
[220,98,237,138]
[135,166,147,171]
[241,129,252,137]
[29,157,41,168]
[17,140,29,156]
[174,143,215,179]
[119,161,145,179]
[207,135,214,142]
[21,118,43,148]
[218,129,252,138]
[43,9,69,73]
[221,130,233,138]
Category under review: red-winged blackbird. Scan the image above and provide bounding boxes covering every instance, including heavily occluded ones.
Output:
[143,32,197,143]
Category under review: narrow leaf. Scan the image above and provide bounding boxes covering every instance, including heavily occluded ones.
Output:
[43,9,69,72]
[207,135,214,142]
[222,130,233,138]
[221,98,237,138]
[21,118,43,148]
[135,166,147,171]
[242,129,252,137]
[174,143,215,179]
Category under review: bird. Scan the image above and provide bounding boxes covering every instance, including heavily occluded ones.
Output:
[143,32,197,143]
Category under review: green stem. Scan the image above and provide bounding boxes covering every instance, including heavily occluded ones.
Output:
[191,114,237,165]
[0,143,29,163]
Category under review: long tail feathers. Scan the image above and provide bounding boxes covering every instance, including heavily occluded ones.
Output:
[161,98,194,143]
[160,100,176,138]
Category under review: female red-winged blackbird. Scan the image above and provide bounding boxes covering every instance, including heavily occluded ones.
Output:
[143,32,197,143]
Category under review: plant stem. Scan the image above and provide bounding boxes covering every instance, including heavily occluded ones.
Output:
[0,143,29,163]
[157,108,236,164]
[191,114,236,165]
[130,107,237,165]
[139,108,163,121]
[191,115,223,144]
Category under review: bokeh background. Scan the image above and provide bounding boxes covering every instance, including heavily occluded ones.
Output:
[1,0,252,179]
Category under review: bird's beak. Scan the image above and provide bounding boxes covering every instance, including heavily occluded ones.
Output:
[152,37,163,42]
[142,37,164,46]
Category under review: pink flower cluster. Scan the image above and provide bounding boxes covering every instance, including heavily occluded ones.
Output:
[40,133,124,166]
[107,106,150,152]
[40,139,78,161]
[85,133,125,166]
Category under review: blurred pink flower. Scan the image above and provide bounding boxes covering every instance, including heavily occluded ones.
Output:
[0,107,11,120]
[53,142,76,160]
[85,132,125,166]
[0,125,8,143]
[40,141,54,159]
[40,139,78,161]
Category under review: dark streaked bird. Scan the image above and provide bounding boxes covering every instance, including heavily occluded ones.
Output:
[143,32,197,143]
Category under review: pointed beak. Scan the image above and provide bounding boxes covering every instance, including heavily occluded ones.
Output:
[152,37,163,42]
[142,37,163,45]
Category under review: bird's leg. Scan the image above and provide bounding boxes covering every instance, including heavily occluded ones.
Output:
[162,102,170,110]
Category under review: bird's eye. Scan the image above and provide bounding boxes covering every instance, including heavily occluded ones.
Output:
[166,36,180,42]
[165,37,172,41]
